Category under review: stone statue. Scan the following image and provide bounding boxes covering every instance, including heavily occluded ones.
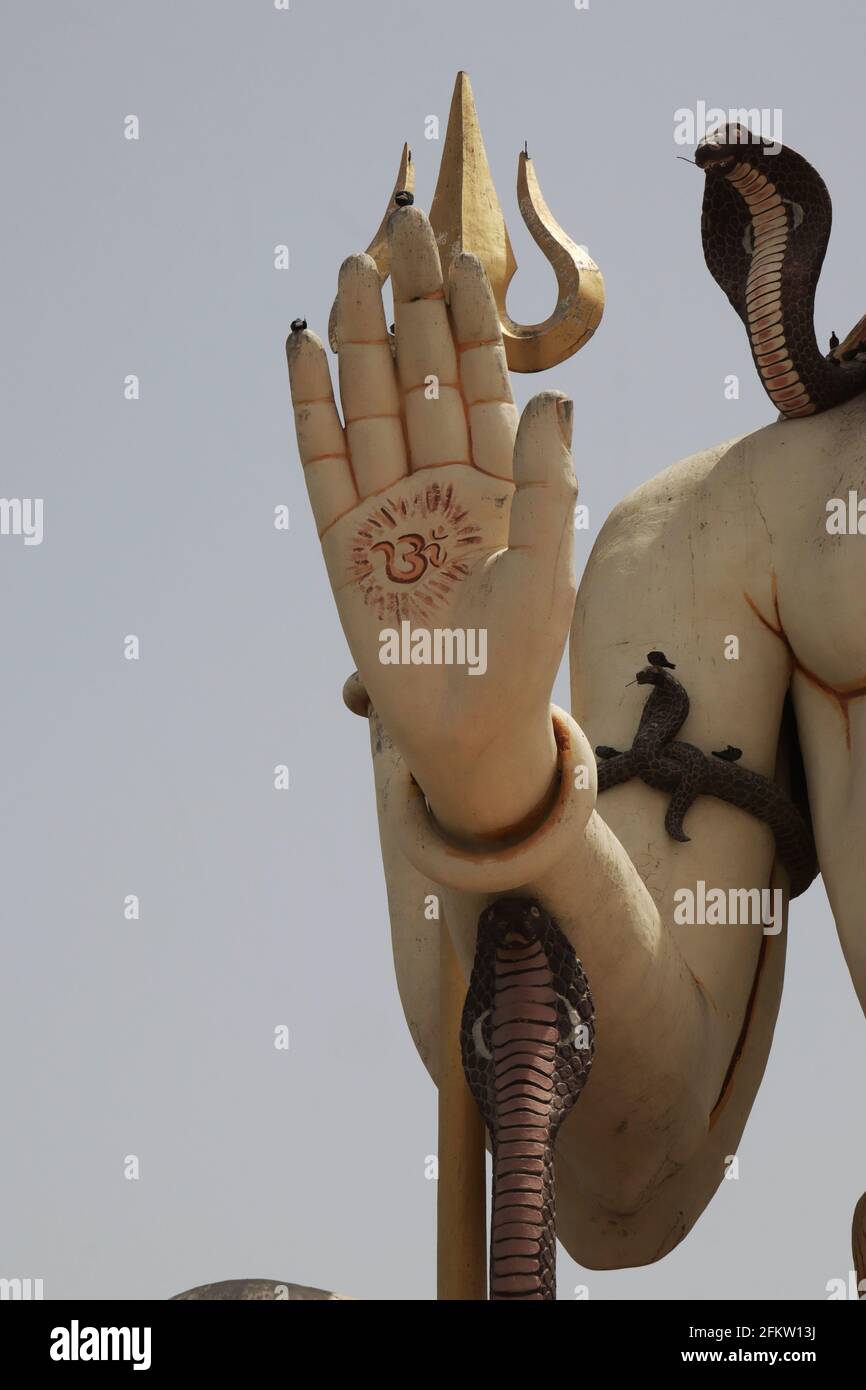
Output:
[177,74,866,1302]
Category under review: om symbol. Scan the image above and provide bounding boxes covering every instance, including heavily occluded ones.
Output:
[350,485,482,621]
[370,527,449,585]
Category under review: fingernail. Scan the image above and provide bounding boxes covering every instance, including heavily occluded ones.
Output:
[556,396,573,445]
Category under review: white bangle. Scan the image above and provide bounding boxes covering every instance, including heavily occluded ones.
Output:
[393,706,596,892]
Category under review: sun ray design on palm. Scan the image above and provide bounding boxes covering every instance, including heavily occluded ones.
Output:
[349,481,484,623]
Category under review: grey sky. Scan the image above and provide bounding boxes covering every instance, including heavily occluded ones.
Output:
[1,0,865,1300]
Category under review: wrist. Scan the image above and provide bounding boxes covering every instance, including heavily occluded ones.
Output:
[392,706,597,893]
[423,717,560,845]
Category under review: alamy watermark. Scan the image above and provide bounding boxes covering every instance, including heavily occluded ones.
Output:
[0,498,43,545]
[50,1320,151,1371]
[674,103,782,156]
[378,621,487,676]
[674,881,784,935]
[826,491,866,534]
[0,1276,43,1299]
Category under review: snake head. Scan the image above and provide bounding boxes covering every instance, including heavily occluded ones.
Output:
[635,665,678,689]
[632,650,678,688]
[695,123,774,175]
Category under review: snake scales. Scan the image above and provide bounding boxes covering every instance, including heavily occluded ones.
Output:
[595,653,818,898]
[696,124,866,418]
[461,899,595,1301]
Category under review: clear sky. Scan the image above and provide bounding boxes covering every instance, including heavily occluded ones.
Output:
[2,0,865,1300]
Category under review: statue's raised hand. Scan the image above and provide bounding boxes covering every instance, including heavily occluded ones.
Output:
[287,206,577,840]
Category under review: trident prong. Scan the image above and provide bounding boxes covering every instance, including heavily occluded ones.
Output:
[330,72,604,374]
[327,142,415,353]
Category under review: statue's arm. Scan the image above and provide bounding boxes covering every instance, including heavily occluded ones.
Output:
[366,443,798,1226]
[289,204,787,1230]
[364,681,717,1212]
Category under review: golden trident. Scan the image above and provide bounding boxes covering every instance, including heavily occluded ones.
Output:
[330,70,604,373]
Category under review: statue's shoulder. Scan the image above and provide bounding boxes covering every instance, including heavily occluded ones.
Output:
[594,391,866,566]
[579,392,866,681]
[590,432,751,566]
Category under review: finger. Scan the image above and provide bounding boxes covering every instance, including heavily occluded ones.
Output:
[389,205,470,471]
[336,254,407,498]
[508,391,576,558]
[449,251,517,482]
[287,327,357,536]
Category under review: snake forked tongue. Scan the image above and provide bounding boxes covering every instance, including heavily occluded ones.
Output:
[461,898,595,1301]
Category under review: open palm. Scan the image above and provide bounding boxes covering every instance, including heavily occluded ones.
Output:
[287,205,578,837]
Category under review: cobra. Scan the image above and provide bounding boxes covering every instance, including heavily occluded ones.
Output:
[696,124,866,418]
[596,654,818,899]
[460,898,595,1301]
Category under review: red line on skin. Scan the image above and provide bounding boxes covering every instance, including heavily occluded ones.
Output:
[403,381,461,394]
[345,412,403,424]
[473,465,514,482]
[407,459,472,470]
[709,932,770,1130]
[394,289,446,303]
[457,337,501,352]
[302,452,350,467]
[317,505,356,539]
[744,575,866,747]
[356,477,410,507]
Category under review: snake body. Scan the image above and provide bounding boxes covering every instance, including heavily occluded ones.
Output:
[596,656,818,898]
[696,125,866,418]
[460,898,595,1301]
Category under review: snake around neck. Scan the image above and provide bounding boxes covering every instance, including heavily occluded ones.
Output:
[696,123,866,418]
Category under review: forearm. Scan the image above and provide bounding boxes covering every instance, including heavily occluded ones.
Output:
[379,703,714,1177]
[531,807,713,1144]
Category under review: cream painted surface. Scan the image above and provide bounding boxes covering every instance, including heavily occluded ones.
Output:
[372,393,866,1268]
[289,200,866,1272]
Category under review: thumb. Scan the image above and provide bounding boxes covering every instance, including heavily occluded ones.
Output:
[508,390,577,564]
